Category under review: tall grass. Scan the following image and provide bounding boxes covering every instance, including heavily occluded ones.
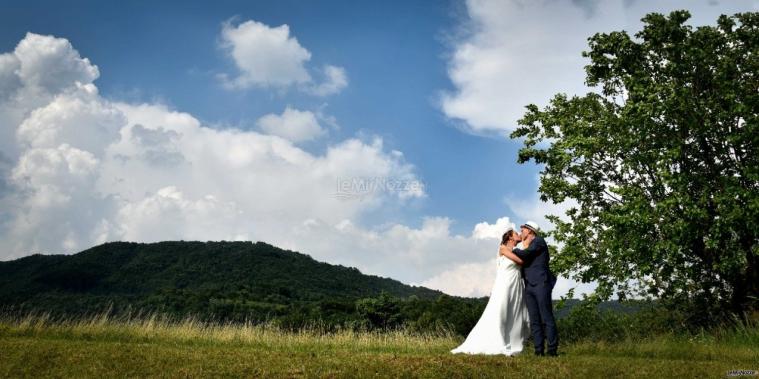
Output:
[0,308,461,354]
[3,306,757,347]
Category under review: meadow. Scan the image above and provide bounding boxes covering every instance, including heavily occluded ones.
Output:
[0,312,757,378]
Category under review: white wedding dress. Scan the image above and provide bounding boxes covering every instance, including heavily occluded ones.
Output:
[450,244,530,356]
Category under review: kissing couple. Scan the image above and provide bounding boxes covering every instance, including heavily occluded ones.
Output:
[450,221,559,357]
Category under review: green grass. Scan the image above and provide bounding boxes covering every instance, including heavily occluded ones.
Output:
[0,313,757,378]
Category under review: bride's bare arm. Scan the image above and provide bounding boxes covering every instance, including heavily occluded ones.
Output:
[499,245,523,265]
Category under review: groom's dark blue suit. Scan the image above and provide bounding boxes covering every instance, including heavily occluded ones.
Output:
[513,235,559,355]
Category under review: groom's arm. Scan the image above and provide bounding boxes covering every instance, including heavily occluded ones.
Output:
[513,237,546,261]
[500,245,524,265]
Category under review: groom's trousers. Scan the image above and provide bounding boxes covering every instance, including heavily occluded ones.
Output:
[524,281,559,354]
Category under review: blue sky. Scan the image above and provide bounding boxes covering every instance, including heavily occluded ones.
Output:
[1,0,755,297]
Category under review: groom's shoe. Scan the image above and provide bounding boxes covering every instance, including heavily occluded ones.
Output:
[534,351,544,357]
[547,350,558,357]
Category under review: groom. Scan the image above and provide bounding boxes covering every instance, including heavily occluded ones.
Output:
[513,221,559,357]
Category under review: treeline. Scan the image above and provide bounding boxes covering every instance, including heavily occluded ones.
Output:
[3,288,666,342]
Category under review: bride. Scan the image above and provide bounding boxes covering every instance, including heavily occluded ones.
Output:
[450,227,530,356]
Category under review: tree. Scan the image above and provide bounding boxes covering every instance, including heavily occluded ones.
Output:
[355,291,403,329]
[511,10,758,323]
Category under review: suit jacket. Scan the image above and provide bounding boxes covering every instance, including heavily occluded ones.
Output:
[513,236,556,287]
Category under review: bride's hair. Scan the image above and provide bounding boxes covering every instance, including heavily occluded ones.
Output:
[501,230,515,246]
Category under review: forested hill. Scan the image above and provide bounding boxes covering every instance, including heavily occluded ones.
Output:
[0,241,446,320]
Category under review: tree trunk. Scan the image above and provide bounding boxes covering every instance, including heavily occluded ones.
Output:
[731,231,758,314]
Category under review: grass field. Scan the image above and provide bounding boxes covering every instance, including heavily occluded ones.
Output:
[0,313,757,378]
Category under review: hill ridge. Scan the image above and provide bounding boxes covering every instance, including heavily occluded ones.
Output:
[0,240,446,320]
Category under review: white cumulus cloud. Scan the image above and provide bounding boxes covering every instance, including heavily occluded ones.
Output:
[307,65,348,96]
[256,106,326,143]
[472,216,515,240]
[218,19,347,96]
[13,32,99,94]
[218,19,311,89]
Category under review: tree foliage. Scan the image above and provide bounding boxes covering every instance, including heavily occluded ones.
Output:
[511,10,758,323]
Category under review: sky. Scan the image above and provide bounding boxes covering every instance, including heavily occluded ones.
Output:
[0,0,756,298]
